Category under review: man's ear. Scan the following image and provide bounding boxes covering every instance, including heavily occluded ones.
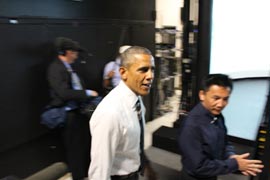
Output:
[199,90,205,101]
[119,66,128,81]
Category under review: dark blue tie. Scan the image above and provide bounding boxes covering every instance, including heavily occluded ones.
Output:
[136,99,146,173]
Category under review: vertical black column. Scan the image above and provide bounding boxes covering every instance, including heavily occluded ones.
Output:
[195,0,212,104]
[180,0,192,111]
[252,80,270,180]
[182,0,190,59]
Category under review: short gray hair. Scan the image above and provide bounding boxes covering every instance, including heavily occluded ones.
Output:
[120,46,152,68]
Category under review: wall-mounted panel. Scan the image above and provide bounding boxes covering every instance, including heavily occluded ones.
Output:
[0,24,50,153]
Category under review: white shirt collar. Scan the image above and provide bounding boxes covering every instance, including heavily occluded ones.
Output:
[118,81,140,110]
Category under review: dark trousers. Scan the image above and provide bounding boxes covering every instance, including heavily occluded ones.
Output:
[180,170,217,180]
[111,172,139,180]
[63,110,91,180]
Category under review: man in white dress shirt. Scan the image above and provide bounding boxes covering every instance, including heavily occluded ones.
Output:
[88,46,157,180]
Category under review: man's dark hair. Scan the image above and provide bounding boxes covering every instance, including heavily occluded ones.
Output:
[200,73,233,92]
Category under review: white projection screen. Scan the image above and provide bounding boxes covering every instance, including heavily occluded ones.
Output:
[210,0,270,79]
[210,0,270,140]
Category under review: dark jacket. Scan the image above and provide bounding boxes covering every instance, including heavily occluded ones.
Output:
[47,59,89,107]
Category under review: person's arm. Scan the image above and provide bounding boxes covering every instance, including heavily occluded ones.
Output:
[225,140,263,176]
[229,153,263,176]
[103,62,115,89]
[48,63,91,100]
[103,71,115,88]
[178,124,238,178]
[85,90,98,97]
[224,140,236,158]
[221,118,263,176]
[222,119,263,176]
[221,117,236,159]
[88,110,120,180]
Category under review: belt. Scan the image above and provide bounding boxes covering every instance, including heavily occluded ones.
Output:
[111,171,138,180]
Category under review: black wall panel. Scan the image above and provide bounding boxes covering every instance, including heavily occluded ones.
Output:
[0,0,95,19]
[0,24,50,152]
[0,0,155,21]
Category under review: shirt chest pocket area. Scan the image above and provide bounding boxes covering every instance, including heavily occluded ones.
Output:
[201,124,226,156]
[120,112,141,150]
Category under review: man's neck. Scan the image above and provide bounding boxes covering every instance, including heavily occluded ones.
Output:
[58,55,71,64]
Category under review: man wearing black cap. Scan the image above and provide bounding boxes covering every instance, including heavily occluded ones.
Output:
[47,37,98,180]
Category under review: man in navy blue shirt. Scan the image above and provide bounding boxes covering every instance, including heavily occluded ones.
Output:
[178,74,263,180]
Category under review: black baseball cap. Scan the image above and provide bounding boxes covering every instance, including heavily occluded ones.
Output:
[55,37,83,52]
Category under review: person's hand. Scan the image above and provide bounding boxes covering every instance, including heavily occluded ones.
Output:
[91,90,98,97]
[230,153,264,176]
[107,71,115,79]
[144,164,158,180]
